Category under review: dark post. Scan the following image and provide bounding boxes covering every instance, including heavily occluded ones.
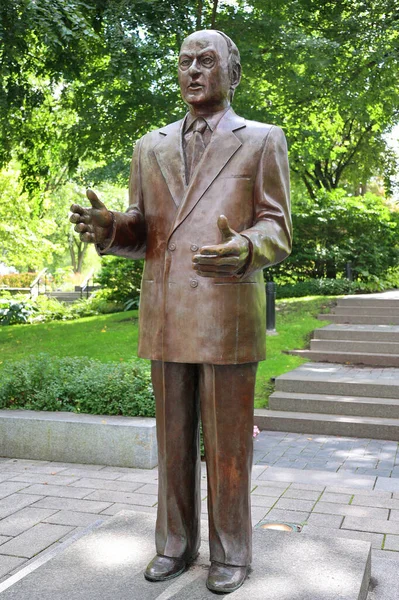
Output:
[346,262,353,281]
[266,281,277,333]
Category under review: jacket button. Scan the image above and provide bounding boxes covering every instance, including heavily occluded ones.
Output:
[190,244,199,252]
[190,279,198,288]
[168,243,176,251]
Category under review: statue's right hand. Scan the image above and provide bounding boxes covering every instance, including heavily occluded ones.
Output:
[69,189,114,245]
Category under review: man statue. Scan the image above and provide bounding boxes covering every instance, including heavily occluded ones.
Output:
[70,29,292,594]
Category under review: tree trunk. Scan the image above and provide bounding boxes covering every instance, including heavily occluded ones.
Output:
[211,0,219,27]
[196,0,203,29]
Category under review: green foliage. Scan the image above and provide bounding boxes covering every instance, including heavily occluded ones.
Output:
[0,273,37,288]
[268,190,398,282]
[0,300,38,325]
[96,257,144,303]
[0,354,155,417]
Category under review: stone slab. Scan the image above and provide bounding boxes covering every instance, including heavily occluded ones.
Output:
[0,510,371,599]
[0,410,157,469]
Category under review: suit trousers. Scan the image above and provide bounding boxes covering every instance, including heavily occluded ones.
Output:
[151,360,258,567]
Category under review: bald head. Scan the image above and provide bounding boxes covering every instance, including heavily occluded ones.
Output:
[178,29,241,113]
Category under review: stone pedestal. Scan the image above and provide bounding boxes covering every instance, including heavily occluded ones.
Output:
[0,511,371,599]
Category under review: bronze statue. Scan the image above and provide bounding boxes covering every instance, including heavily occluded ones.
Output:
[70,29,292,594]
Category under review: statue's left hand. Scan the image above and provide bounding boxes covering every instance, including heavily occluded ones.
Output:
[192,215,249,277]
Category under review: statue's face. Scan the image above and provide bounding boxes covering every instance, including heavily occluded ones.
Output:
[178,31,231,111]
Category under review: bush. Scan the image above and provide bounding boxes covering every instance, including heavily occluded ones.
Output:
[0,273,37,288]
[0,354,155,417]
[268,190,398,282]
[0,300,38,325]
[96,256,143,303]
[277,269,399,299]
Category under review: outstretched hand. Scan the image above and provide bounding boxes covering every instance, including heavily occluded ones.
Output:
[192,215,249,278]
[69,189,113,245]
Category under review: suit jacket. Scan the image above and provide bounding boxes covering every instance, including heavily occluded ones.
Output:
[99,108,292,364]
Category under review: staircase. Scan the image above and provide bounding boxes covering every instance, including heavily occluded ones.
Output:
[255,290,399,440]
[47,291,83,304]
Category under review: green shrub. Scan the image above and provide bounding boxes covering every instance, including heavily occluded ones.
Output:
[96,256,143,303]
[0,300,38,325]
[268,190,398,282]
[0,354,155,417]
[0,273,37,288]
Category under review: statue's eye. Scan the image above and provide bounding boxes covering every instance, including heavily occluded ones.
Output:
[179,58,191,68]
[202,56,214,66]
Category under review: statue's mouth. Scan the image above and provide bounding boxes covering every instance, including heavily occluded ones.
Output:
[188,83,203,90]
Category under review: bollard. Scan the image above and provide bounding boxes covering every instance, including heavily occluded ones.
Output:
[346,261,353,281]
[266,281,277,334]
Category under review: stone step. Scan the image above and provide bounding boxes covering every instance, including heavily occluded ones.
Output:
[254,408,399,441]
[310,339,399,354]
[338,297,399,308]
[289,349,399,367]
[275,363,399,399]
[333,306,399,316]
[269,391,399,418]
[315,324,399,342]
[318,314,399,325]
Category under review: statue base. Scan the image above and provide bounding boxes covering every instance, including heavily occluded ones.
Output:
[0,511,371,599]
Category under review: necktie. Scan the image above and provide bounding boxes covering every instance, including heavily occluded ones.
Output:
[185,117,208,183]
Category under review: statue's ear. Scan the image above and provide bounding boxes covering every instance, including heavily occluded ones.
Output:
[231,63,241,93]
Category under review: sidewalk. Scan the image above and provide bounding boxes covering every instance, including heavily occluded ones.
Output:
[1,430,399,590]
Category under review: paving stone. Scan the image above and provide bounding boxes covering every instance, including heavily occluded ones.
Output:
[0,494,44,519]
[0,537,11,546]
[69,478,145,493]
[282,489,320,501]
[0,482,30,499]
[17,484,93,499]
[250,485,285,497]
[83,489,158,507]
[31,497,112,514]
[251,480,289,490]
[375,477,399,492]
[10,474,80,486]
[289,483,326,493]
[384,535,399,551]
[313,501,389,520]
[99,503,158,516]
[43,511,109,527]
[352,496,399,510]
[306,513,344,528]
[387,510,399,522]
[256,466,375,489]
[273,498,316,512]
[134,484,159,496]
[0,511,371,600]
[250,495,279,509]
[57,469,122,480]
[0,508,59,537]
[320,492,352,503]
[251,507,269,524]
[0,523,72,558]
[0,556,26,579]
[325,486,392,499]
[301,525,384,549]
[0,474,20,484]
[342,517,399,535]
[263,508,310,524]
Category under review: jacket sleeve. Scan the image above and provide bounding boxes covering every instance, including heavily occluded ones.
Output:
[96,137,147,259]
[240,125,292,277]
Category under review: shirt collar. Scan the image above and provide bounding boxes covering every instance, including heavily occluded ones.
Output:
[183,106,231,134]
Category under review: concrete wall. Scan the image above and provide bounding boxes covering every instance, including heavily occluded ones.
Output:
[0,410,157,469]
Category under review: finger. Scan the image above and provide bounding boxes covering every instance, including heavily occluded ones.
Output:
[81,232,95,243]
[86,188,106,210]
[70,212,90,224]
[70,203,86,216]
[193,255,240,267]
[74,223,92,234]
[217,214,236,242]
[196,244,238,257]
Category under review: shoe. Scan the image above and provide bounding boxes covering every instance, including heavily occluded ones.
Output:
[206,561,248,594]
[144,554,187,582]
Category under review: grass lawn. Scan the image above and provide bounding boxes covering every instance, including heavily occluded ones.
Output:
[0,296,334,406]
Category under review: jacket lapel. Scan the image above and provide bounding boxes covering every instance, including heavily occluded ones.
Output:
[170,109,246,236]
[153,119,186,208]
